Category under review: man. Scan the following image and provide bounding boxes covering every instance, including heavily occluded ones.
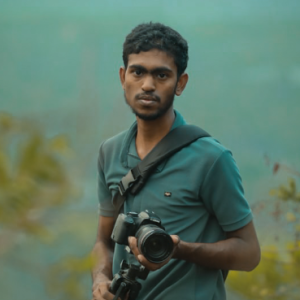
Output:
[91,22,260,300]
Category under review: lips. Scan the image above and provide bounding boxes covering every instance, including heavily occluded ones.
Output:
[135,94,160,107]
[137,96,157,101]
[136,92,160,100]
[138,99,157,107]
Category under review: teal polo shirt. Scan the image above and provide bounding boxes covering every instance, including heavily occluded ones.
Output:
[97,110,252,300]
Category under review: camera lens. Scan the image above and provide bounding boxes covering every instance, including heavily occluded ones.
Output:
[135,225,173,263]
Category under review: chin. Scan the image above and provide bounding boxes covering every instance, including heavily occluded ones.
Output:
[132,108,166,121]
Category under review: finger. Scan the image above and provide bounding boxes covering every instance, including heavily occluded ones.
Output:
[97,282,115,300]
[128,236,141,258]
[137,254,165,271]
[171,235,180,246]
[100,289,115,300]
[128,237,170,271]
[92,289,101,300]
[101,290,115,300]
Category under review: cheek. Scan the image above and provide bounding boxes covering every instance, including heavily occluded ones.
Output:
[124,81,137,94]
[164,84,177,96]
[124,86,135,100]
[124,84,139,102]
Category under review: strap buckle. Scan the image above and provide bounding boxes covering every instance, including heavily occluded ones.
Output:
[118,170,138,196]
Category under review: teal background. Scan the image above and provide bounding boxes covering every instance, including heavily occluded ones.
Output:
[1,0,299,299]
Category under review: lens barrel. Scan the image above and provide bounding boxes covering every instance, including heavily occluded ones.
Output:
[135,225,173,263]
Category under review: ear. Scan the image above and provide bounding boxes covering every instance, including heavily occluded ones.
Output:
[119,66,126,89]
[175,73,189,96]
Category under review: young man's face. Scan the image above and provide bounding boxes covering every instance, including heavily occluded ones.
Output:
[119,49,187,121]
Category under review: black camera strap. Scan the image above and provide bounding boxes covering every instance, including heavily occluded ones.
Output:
[112,124,210,215]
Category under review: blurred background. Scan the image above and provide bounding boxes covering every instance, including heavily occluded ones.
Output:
[0,0,299,299]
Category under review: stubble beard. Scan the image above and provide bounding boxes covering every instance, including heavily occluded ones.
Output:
[124,91,176,121]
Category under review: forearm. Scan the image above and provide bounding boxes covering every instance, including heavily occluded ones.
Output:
[173,236,260,272]
[91,240,114,284]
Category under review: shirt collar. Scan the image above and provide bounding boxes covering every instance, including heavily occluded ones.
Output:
[120,110,187,169]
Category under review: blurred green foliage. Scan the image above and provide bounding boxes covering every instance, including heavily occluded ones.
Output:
[47,254,95,300]
[0,112,73,242]
[270,178,300,203]
[0,112,93,300]
[227,178,300,299]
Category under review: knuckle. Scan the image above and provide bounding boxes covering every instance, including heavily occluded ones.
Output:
[130,242,137,250]
[92,291,99,298]
[128,237,134,246]
[102,291,110,299]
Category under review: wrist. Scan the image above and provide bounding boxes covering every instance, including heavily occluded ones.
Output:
[92,273,111,288]
[172,240,204,262]
[172,239,184,260]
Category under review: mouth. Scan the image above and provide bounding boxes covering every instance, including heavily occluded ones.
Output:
[136,93,159,105]
[138,99,157,106]
[135,93,160,107]
[137,96,157,102]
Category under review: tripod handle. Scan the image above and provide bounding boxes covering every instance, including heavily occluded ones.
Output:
[113,282,127,300]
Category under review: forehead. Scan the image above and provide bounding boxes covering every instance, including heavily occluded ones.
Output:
[127,49,177,71]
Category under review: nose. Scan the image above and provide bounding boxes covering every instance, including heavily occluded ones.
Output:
[141,75,155,92]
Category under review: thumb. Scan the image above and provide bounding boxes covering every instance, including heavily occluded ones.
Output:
[171,235,180,246]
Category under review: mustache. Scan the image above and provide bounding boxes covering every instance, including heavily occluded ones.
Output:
[135,93,160,102]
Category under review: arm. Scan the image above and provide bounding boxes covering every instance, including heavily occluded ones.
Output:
[91,216,116,300]
[173,220,260,271]
[128,220,260,272]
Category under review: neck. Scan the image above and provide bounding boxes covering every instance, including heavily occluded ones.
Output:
[135,108,175,159]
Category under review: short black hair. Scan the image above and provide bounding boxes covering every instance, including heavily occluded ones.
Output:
[122,22,188,77]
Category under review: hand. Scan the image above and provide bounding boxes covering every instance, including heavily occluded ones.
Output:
[128,235,180,271]
[92,280,120,300]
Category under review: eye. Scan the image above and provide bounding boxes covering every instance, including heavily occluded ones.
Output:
[157,73,167,79]
[134,69,143,76]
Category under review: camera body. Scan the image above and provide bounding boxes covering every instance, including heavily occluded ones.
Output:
[111,210,173,263]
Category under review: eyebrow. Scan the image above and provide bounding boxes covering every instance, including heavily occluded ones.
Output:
[128,64,173,74]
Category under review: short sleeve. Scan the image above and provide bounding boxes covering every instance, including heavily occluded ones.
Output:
[201,150,253,232]
[97,143,115,217]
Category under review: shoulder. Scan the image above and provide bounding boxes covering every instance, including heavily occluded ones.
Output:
[196,136,229,154]
[100,130,128,153]
[189,135,232,166]
[98,130,129,167]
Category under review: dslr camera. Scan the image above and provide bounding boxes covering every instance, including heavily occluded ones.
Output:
[111,210,173,263]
